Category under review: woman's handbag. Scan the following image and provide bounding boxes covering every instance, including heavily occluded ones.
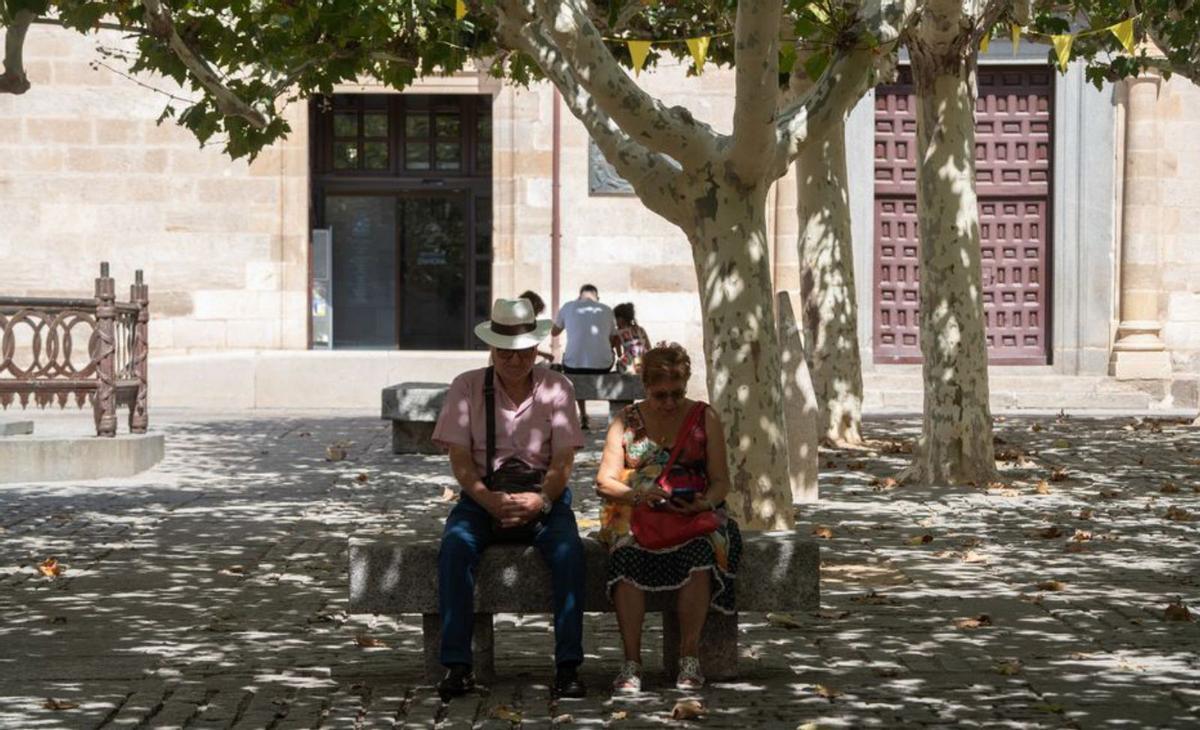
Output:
[630,402,720,550]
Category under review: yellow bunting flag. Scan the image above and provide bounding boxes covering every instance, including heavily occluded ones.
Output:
[686,36,711,74]
[455,0,467,20]
[627,40,652,77]
[1052,34,1074,71]
[1110,18,1135,54]
[1011,24,1021,56]
[980,32,990,53]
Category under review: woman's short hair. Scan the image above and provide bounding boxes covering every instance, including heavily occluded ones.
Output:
[641,342,691,385]
[613,302,635,323]
[518,290,545,315]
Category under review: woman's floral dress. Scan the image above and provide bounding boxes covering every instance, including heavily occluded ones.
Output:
[601,402,742,613]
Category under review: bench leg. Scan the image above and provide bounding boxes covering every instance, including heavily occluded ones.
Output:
[421,613,495,684]
[662,611,738,681]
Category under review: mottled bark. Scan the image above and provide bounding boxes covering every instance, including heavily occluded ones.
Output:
[899,47,998,486]
[776,292,820,503]
[796,119,864,447]
[688,180,793,529]
[0,9,34,95]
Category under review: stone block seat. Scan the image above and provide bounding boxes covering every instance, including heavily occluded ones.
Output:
[348,531,818,682]
[562,372,644,417]
[381,383,450,454]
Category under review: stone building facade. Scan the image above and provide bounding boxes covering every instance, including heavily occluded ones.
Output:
[1,26,1197,410]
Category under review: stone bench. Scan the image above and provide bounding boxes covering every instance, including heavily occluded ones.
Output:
[381,382,449,454]
[562,372,645,417]
[348,531,818,682]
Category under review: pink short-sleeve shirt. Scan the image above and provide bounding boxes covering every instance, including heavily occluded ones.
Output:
[432,367,585,474]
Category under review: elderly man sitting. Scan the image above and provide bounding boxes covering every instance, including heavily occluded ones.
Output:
[431,298,588,700]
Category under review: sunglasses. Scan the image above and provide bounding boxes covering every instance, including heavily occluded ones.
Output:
[648,388,686,402]
[495,347,537,360]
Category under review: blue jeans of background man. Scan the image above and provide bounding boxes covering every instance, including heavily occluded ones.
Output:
[437,488,585,669]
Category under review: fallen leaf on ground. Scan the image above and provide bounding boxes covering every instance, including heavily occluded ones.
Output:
[995,448,1025,463]
[1034,526,1063,539]
[326,445,348,461]
[42,698,79,711]
[1072,530,1092,542]
[1160,482,1180,494]
[552,713,574,724]
[907,534,934,546]
[815,609,850,620]
[766,612,803,629]
[1164,600,1193,622]
[955,614,993,630]
[671,699,706,719]
[354,472,369,483]
[610,710,628,721]
[961,550,987,564]
[851,590,900,605]
[434,487,459,503]
[870,477,899,490]
[1049,467,1069,482]
[1165,506,1195,522]
[846,460,867,470]
[1037,580,1067,591]
[812,525,834,539]
[489,705,523,722]
[37,557,64,578]
[1031,423,1043,432]
[354,634,387,648]
[994,658,1023,675]
[1035,480,1051,495]
[1078,508,1095,520]
[814,684,842,702]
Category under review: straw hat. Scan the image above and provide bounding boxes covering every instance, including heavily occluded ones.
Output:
[473,297,554,349]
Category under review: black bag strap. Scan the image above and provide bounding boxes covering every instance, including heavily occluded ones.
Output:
[484,366,495,481]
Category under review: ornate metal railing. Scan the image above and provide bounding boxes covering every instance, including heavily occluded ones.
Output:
[0,262,149,437]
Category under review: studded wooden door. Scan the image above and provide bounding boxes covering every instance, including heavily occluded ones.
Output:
[873,66,1053,364]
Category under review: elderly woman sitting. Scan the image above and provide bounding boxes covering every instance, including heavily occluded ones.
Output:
[594,343,742,693]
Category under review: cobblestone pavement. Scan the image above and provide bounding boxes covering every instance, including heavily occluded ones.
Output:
[1,410,1198,729]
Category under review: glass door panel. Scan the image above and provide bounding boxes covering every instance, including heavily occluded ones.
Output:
[399,195,467,349]
[325,196,397,348]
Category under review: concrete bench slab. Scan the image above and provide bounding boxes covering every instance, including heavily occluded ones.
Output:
[381,383,449,454]
[561,372,645,417]
[349,531,818,681]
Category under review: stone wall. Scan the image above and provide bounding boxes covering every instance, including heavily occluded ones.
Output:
[0,26,309,354]
[1155,76,1200,376]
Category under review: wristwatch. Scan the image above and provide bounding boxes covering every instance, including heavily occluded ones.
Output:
[540,494,553,516]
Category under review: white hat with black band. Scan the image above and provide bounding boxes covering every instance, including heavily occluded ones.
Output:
[473,297,554,350]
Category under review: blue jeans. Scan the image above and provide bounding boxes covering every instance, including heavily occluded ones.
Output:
[437,489,586,668]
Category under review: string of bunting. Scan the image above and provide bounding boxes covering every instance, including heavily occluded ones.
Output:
[452,1,1139,77]
[987,15,1140,71]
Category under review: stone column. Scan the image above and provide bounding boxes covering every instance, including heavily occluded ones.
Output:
[1112,72,1172,379]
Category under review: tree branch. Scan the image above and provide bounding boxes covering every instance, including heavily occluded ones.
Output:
[141,0,268,129]
[1,9,34,95]
[773,0,916,172]
[503,0,718,168]
[729,0,783,183]
[495,3,688,227]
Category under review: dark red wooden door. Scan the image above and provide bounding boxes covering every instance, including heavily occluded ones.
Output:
[873,66,1054,364]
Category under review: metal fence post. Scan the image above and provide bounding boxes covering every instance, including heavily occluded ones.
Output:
[129,269,149,434]
[94,262,117,437]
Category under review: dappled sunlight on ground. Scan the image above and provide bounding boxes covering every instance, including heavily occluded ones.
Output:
[0,411,1196,727]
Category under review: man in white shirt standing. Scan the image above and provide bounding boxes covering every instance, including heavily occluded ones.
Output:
[552,284,621,429]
